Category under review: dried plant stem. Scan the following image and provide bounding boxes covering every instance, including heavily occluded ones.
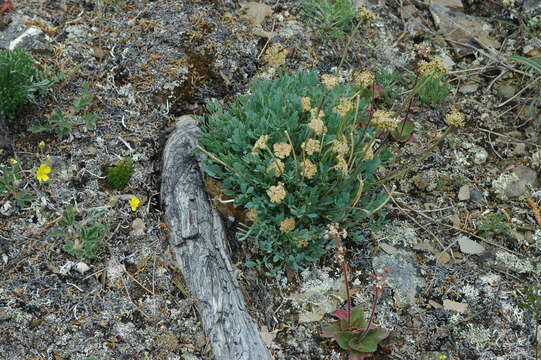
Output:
[335,235,352,328]
[197,146,256,186]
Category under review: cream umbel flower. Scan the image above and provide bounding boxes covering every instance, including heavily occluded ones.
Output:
[246,208,258,222]
[354,70,375,88]
[301,159,317,179]
[331,138,349,156]
[334,155,348,175]
[267,159,285,177]
[263,43,287,68]
[267,182,287,203]
[321,74,340,89]
[252,135,269,154]
[358,6,376,22]
[273,142,292,159]
[445,108,465,127]
[418,56,448,76]
[300,97,311,112]
[280,217,296,233]
[301,138,320,156]
[333,97,353,117]
[309,108,327,135]
[371,110,397,132]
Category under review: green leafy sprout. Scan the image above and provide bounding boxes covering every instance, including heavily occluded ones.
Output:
[301,0,357,39]
[0,159,35,208]
[107,158,134,190]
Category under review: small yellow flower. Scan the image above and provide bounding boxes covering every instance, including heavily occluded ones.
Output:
[252,135,269,155]
[295,237,310,248]
[301,159,317,179]
[279,217,296,233]
[309,108,327,135]
[445,108,465,127]
[35,164,51,182]
[8,158,17,165]
[331,138,349,156]
[334,155,349,175]
[129,196,140,212]
[301,138,320,156]
[38,141,45,149]
[354,70,375,88]
[300,97,311,112]
[267,182,287,203]
[267,159,285,177]
[418,56,448,76]
[262,43,287,68]
[358,6,376,22]
[273,142,292,159]
[371,110,397,132]
[321,74,340,89]
[332,98,353,117]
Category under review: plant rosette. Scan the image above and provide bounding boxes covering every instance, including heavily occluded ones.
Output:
[322,307,389,360]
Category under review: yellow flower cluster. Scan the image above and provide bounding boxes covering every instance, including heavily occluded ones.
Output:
[8,158,17,165]
[354,70,375,88]
[333,97,353,117]
[331,138,349,156]
[445,108,465,127]
[300,97,311,112]
[301,159,317,179]
[334,156,348,175]
[301,138,320,156]
[418,56,448,76]
[267,182,287,203]
[358,6,376,22]
[267,159,285,177]
[262,43,287,68]
[371,110,397,132]
[273,142,292,159]
[321,74,340,90]
[309,108,327,135]
[252,135,269,155]
[246,208,258,222]
[295,236,310,248]
[280,217,296,233]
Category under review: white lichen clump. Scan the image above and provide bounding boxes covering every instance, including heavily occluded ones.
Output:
[463,323,492,351]
[492,172,520,200]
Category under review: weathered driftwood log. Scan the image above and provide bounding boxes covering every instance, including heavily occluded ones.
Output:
[161,115,273,360]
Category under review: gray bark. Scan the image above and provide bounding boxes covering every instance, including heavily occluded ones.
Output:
[161,115,273,360]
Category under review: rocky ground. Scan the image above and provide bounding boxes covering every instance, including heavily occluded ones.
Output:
[0,0,540,359]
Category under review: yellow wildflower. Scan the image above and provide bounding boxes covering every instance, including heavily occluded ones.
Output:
[445,108,465,127]
[332,98,353,117]
[267,159,285,177]
[321,74,340,89]
[38,141,45,149]
[300,97,311,112]
[273,142,292,159]
[279,217,296,233]
[418,56,448,76]
[371,110,397,132]
[129,196,140,212]
[301,138,320,156]
[301,159,317,179]
[252,135,269,154]
[8,158,17,165]
[358,6,376,22]
[295,237,310,248]
[334,155,348,175]
[246,208,258,222]
[262,43,287,68]
[354,70,375,88]
[309,108,327,135]
[267,182,287,203]
[35,164,51,182]
[331,138,349,156]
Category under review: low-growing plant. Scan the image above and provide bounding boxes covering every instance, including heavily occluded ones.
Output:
[322,225,389,359]
[375,67,403,106]
[412,56,451,107]
[478,212,509,239]
[0,48,52,122]
[301,0,357,39]
[0,159,35,208]
[30,82,97,139]
[52,205,108,262]
[107,158,134,190]
[197,71,391,272]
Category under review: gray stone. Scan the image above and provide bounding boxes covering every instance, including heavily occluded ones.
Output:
[496,84,517,99]
[130,218,146,237]
[458,185,470,201]
[505,166,539,198]
[473,146,488,164]
[372,251,425,304]
[457,235,485,255]
[470,188,485,202]
[0,17,52,54]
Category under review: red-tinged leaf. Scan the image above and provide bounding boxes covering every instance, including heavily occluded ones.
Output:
[0,0,14,14]
[349,351,373,360]
[332,309,349,320]
[321,322,341,338]
[369,84,383,99]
